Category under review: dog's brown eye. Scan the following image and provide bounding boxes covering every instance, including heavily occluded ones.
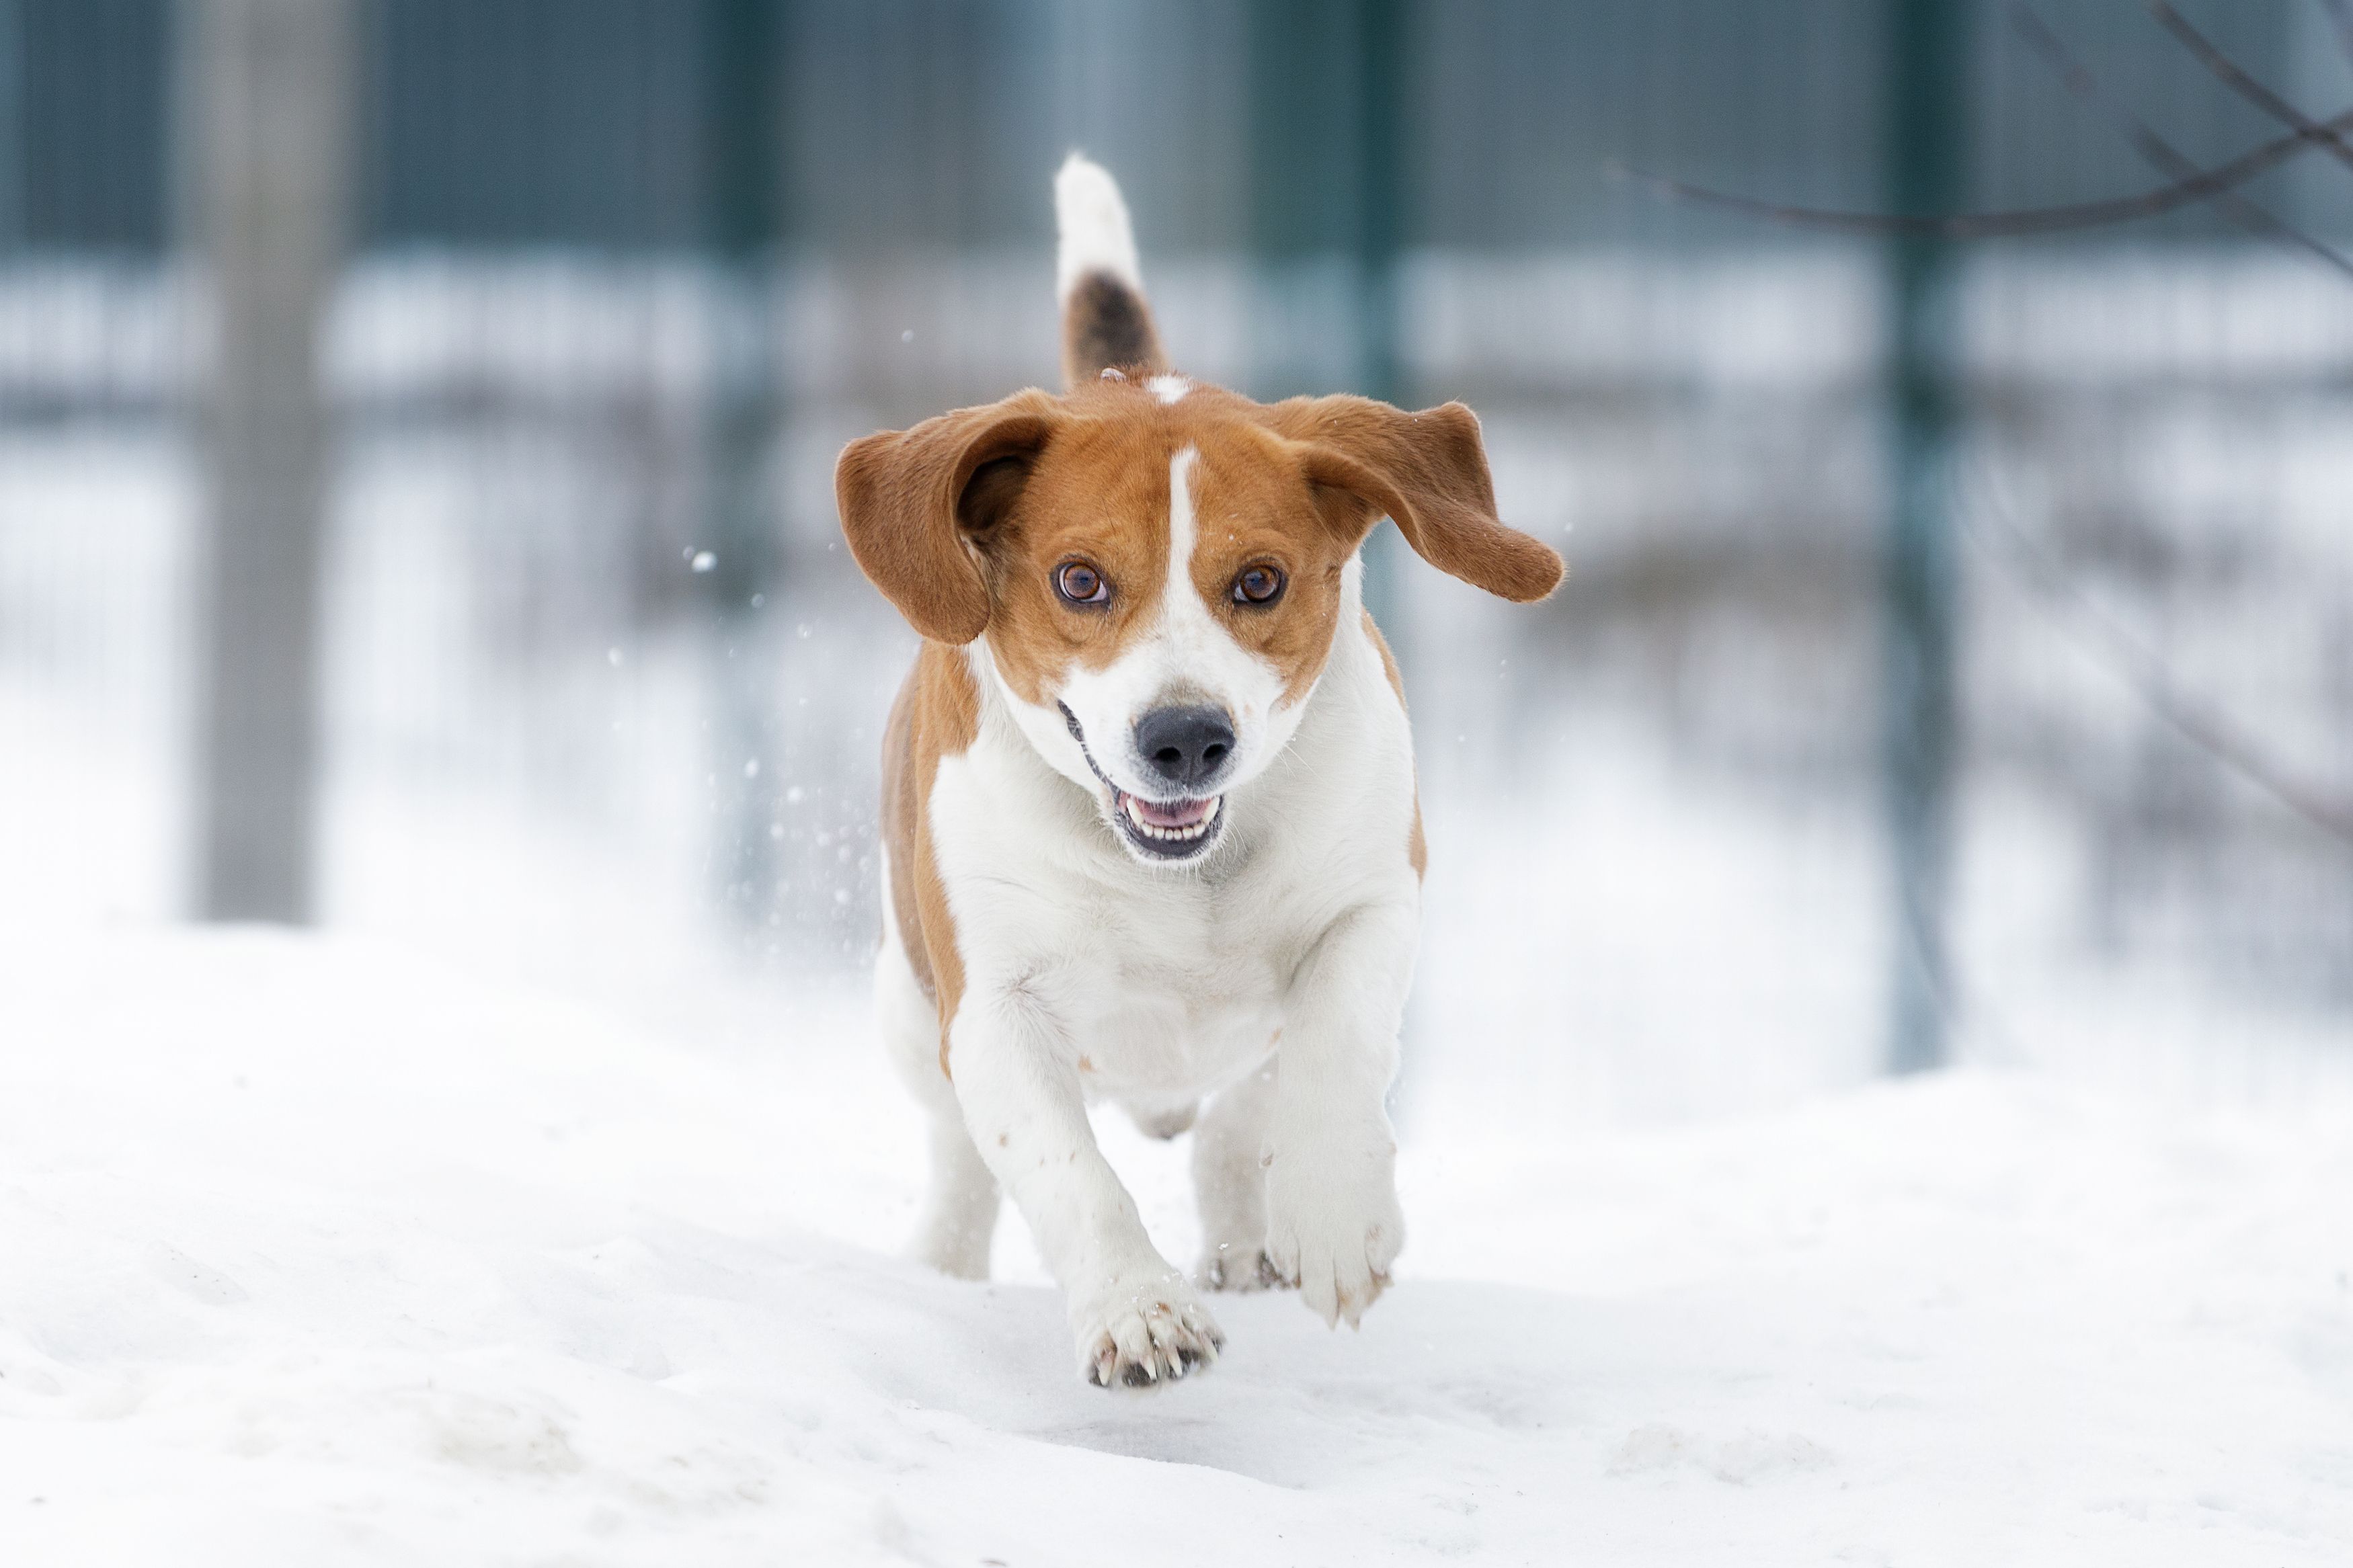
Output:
[1055,561,1109,606]
[1233,565,1285,606]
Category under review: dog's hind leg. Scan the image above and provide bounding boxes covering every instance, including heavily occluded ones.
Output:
[911,1097,999,1279]
[1192,1060,1285,1292]
[877,911,999,1280]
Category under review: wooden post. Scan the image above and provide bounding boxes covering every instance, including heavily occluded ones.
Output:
[185,0,355,923]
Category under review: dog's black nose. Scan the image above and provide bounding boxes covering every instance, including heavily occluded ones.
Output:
[1133,705,1235,790]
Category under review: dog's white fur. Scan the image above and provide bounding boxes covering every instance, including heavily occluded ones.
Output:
[1053,151,1143,306]
[873,156,1422,1387]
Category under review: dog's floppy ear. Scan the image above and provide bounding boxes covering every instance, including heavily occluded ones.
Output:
[1264,395,1563,603]
[836,391,1061,644]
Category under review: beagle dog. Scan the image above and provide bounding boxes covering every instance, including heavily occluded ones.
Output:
[836,156,1561,1389]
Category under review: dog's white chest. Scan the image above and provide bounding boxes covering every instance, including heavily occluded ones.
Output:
[926,749,1333,1104]
[1061,882,1290,1099]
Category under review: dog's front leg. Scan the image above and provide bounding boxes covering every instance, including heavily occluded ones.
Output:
[1265,900,1414,1328]
[949,985,1224,1387]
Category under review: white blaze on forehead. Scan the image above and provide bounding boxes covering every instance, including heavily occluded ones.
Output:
[1150,444,1271,689]
[1166,445,1200,589]
[1146,374,1189,405]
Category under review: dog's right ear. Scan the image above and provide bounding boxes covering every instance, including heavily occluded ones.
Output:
[836,391,1061,645]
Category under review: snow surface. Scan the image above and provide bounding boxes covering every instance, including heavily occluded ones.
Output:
[3,922,2349,1565]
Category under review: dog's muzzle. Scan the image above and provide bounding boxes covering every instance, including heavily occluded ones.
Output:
[1060,702,1228,862]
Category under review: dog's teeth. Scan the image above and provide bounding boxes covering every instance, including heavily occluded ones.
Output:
[1118,792,1222,849]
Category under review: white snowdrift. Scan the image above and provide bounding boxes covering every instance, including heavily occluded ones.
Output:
[2,925,2348,1565]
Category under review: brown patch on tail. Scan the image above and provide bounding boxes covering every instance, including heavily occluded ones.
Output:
[1062,272,1166,390]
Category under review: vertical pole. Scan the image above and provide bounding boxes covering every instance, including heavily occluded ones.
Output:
[703,0,781,935]
[186,0,355,923]
[0,0,21,249]
[1244,0,1329,347]
[1248,0,1410,638]
[1882,1,1966,1072]
[1351,0,1408,643]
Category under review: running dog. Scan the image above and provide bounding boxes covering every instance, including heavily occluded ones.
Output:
[836,155,1562,1388]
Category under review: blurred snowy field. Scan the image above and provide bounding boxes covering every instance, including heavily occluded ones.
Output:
[9,248,2353,1124]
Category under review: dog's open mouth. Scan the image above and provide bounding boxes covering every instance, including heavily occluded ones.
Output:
[1061,701,1228,863]
[1112,788,1224,859]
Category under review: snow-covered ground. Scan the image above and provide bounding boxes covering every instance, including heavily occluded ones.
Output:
[4,915,2348,1565]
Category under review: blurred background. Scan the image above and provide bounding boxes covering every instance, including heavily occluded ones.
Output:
[2,0,2348,1134]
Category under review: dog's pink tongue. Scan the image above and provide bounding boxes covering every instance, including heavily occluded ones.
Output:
[1130,795,1212,829]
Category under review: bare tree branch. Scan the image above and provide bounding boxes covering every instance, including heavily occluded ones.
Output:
[1962,463,2353,851]
[2009,4,2353,280]
[1620,5,2353,249]
[1613,104,2353,239]
[2149,2,2353,175]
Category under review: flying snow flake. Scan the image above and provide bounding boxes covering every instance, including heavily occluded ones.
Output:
[690,550,717,573]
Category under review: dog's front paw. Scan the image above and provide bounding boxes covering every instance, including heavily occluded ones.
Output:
[1071,1267,1225,1389]
[1264,1151,1405,1329]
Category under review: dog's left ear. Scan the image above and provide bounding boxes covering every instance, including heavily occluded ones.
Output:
[836,390,1061,644]
[1265,395,1563,603]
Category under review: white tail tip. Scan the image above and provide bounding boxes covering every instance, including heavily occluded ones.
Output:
[1055,152,1142,304]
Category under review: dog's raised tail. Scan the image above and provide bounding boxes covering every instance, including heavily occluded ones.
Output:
[1055,153,1166,390]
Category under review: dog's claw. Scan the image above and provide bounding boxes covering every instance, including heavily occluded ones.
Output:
[1075,1276,1224,1391]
